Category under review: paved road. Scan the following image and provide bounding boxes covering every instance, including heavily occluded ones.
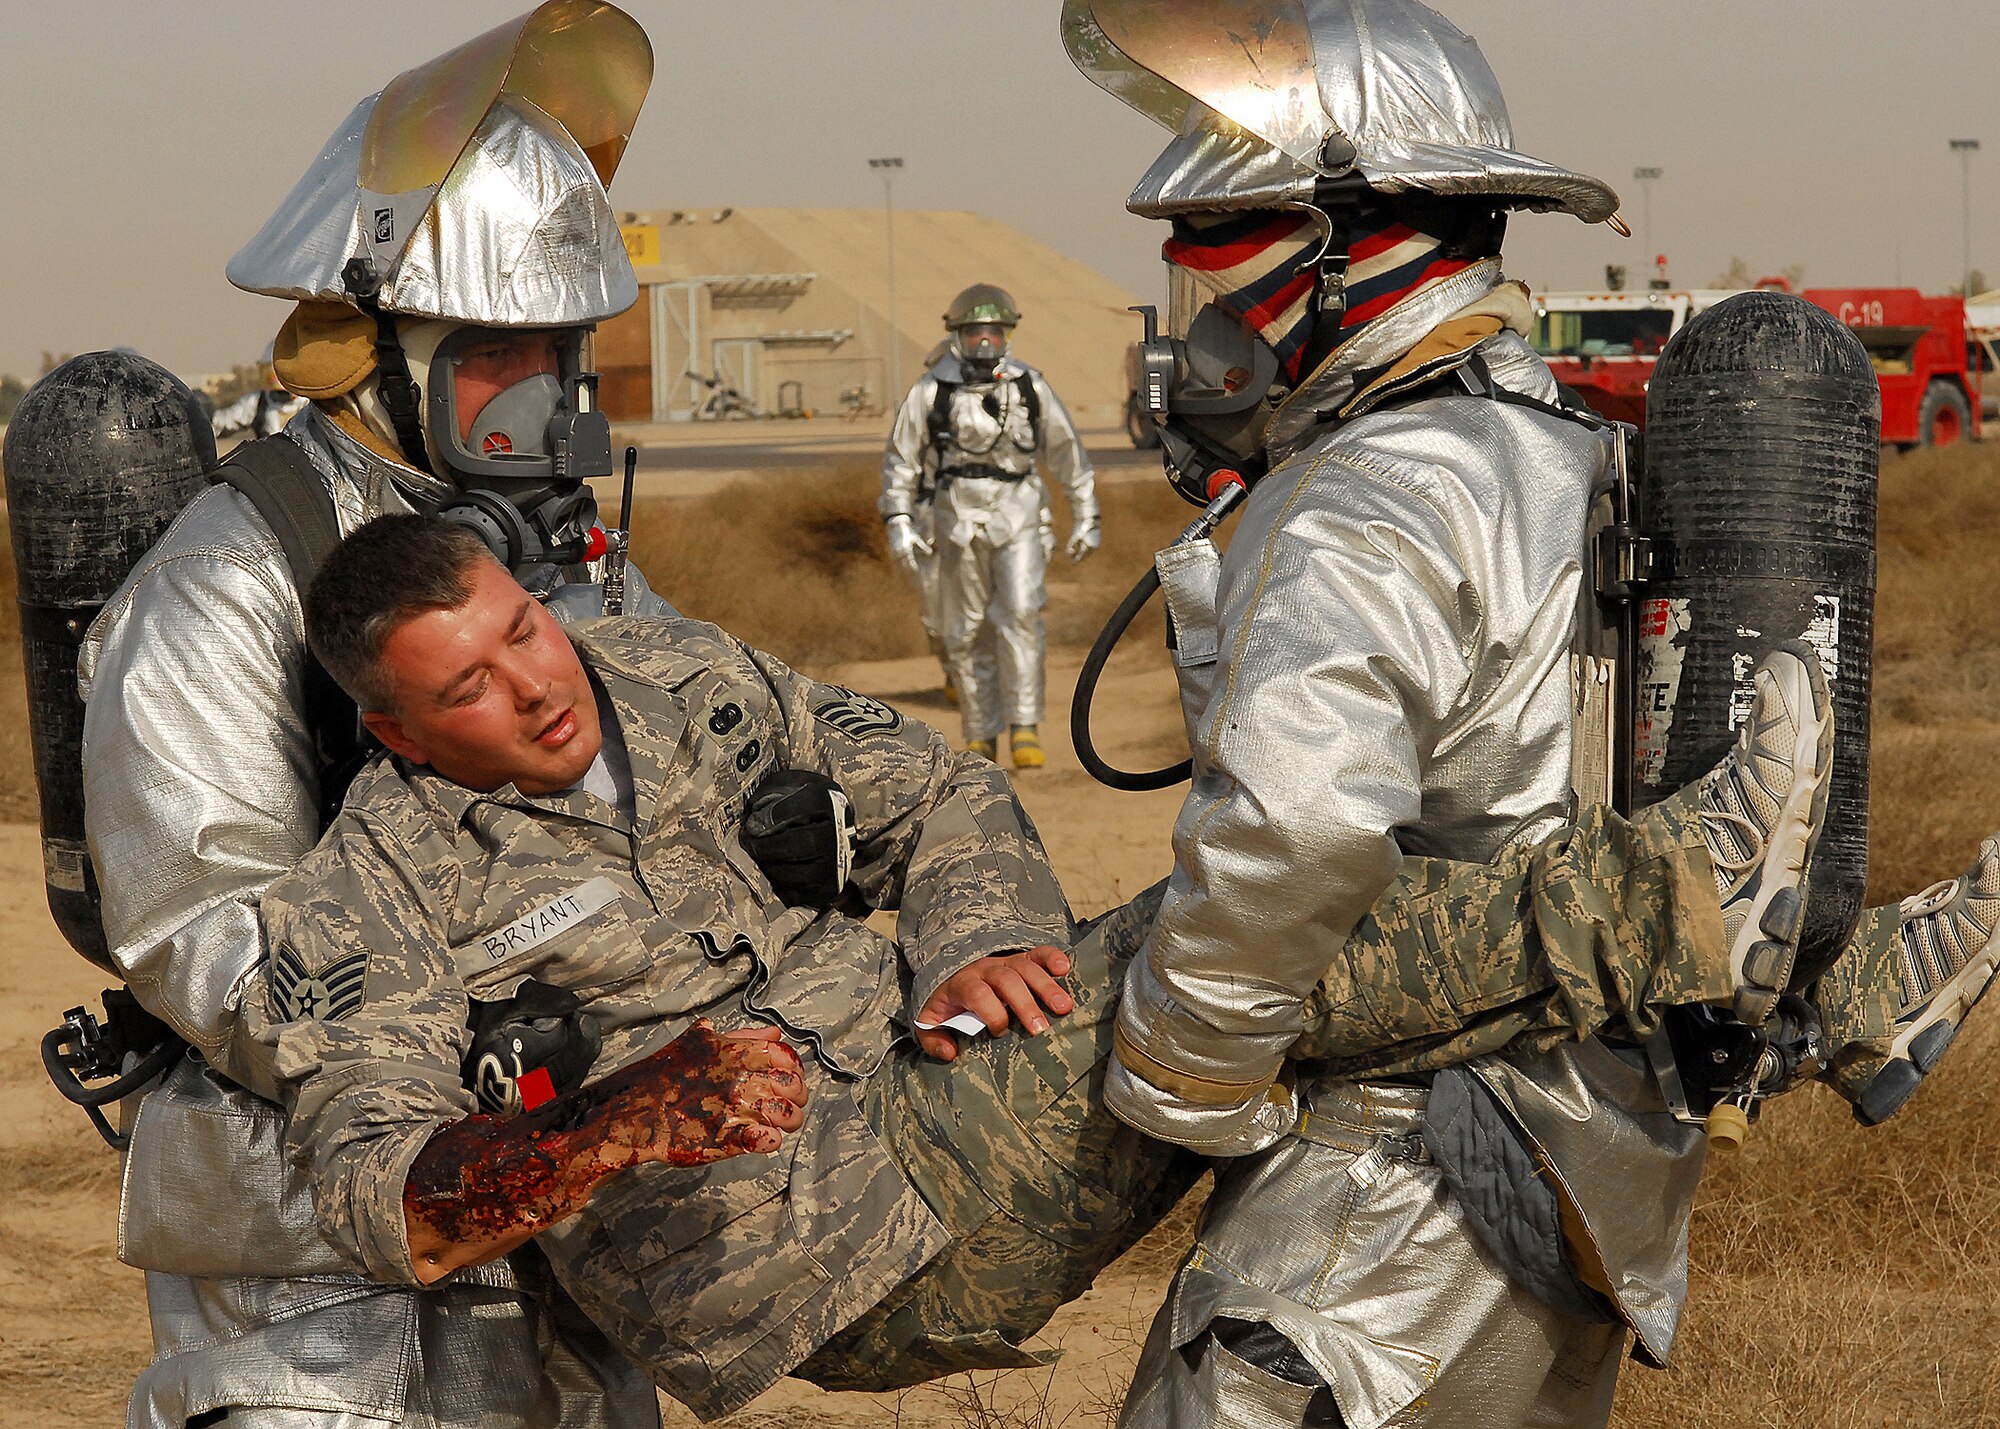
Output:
[631,436,1160,473]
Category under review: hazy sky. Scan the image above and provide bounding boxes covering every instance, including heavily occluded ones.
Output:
[3,1,1996,380]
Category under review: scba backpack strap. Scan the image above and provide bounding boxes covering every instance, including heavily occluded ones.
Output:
[927,377,958,458]
[208,436,373,822]
[1014,371,1041,441]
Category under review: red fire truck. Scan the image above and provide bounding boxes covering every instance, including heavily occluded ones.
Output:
[1532,284,1984,448]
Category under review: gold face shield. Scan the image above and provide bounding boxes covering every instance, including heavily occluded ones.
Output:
[361,0,652,198]
[1061,0,1322,165]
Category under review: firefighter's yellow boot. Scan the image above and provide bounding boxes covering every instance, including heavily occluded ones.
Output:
[1010,725,1045,769]
[968,737,998,762]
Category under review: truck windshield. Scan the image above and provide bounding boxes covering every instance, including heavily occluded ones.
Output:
[1532,309,1676,358]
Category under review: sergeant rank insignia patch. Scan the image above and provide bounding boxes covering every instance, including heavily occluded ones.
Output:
[270,942,369,1023]
[812,687,904,739]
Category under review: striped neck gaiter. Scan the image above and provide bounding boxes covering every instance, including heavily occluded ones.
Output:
[1163,211,1321,380]
[1163,210,1478,380]
[1332,220,1476,346]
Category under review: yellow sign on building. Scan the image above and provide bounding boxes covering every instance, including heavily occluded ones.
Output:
[619,224,659,269]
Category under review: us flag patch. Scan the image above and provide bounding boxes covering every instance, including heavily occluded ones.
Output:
[270,943,369,1023]
[812,688,904,739]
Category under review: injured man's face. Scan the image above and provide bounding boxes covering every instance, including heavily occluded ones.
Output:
[362,557,604,796]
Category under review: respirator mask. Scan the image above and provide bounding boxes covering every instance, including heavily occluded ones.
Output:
[423,325,615,571]
[1133,208,1333,506]
[1134,194,1507,507]
[952,322,1013,381]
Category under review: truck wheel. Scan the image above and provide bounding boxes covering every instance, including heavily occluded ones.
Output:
[1919,382,1973,447]
[1125,393,1161,450]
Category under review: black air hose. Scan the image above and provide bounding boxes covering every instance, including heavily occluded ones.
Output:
[1070,565,1189,791]
[1070,480,1247,792]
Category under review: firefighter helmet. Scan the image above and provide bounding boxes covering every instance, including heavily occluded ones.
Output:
[944,284,1023,330]
[1061,0,1620,225]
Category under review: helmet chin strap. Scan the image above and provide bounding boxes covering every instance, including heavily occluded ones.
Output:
[340,258,434,475]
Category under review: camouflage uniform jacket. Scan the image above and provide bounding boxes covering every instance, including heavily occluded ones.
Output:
[252,616,1073,1409]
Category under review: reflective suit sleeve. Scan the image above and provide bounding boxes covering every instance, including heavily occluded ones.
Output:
[80,515,318,1100]
[541,561,678,622]
[1031,372,1098,537]
[256,808,472,1284]
[618,563,677,618]
[741,645,1074,1018]
[1105,461,1475,1153]
[879,377,937,522]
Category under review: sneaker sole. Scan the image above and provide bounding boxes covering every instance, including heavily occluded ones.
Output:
[1855,933,2000,1126]
[1730,642,1836,1026]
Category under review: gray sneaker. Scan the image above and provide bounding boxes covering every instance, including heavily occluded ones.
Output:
[1696,642,1835,1026]
[1852,837,2000,1126]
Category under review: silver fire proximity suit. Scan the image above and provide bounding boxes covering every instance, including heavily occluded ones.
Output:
[1062,3,1702,1425]
[901,495,1055,706]
[881,352,1097,743]
[79,7,667,1425]
[1114,273,1700,1428]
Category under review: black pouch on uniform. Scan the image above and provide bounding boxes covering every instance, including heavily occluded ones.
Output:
[742,768,856,907]
[462,978,602,1115]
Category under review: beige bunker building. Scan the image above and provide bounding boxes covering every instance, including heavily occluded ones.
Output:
[596,207,1141,427]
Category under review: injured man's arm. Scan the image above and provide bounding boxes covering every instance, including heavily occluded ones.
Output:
[402,1021,806,1283]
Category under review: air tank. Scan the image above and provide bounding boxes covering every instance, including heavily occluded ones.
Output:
[3,352,214,969]
[1634,291,1879,989]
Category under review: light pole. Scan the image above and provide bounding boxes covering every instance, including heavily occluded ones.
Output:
[1950,139,1981,299]
[1633,167,1663,275]
[869,157,905,405]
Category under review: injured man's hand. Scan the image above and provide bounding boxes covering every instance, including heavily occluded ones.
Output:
[403,1020,807,1282]
[915,946,1076,1061]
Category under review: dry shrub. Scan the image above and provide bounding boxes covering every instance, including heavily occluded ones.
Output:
[625,461,919,669]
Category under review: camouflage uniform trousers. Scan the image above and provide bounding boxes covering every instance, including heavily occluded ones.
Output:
[1289,777,1735,1077]
[1815,903,1903,1099]
[1286,772,1905,1093]
[799,888,1204,1390]
[800,784,1734,1390]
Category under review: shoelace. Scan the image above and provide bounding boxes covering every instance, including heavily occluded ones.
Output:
[1697,771,1768,897]
[1896,875,1990,1006]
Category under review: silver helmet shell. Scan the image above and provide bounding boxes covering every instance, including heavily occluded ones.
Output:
[227,0,650,326]
[1062,0,1620,224]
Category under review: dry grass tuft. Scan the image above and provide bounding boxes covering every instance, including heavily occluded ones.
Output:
[625,462,1191,673]
[626,461,915,669]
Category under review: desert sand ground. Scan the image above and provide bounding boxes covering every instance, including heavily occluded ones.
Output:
[4,448,2000,1427]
